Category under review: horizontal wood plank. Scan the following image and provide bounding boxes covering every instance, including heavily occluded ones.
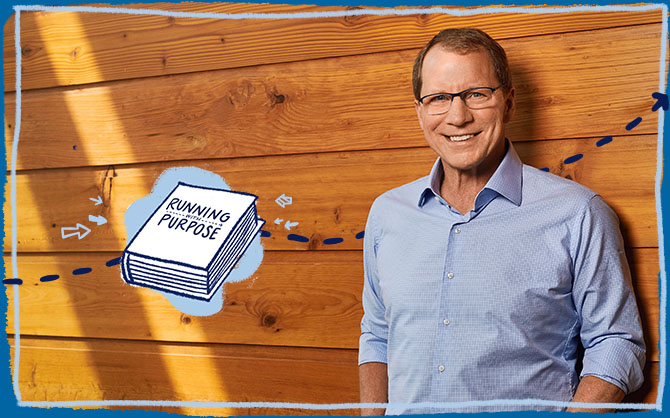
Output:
[7,336,658,413]
[8,336,359,415]
[4,247,659,359]
[5,24,662,170]
[3,5,662,91]
[5,251,365,349]
[3,134,658,253]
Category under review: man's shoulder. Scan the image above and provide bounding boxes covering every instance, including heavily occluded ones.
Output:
[522,164,599,206]
[370,175,430,213]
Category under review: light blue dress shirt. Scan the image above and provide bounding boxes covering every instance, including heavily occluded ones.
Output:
[358,142,646,413]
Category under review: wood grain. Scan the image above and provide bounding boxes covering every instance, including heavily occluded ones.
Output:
[3,134,658,253]
[5,251,365,349]
[8,336,359,415]
[3,5,661,91]
[7,336,658,413]
[4,247,659,360]
[5,24,662,170]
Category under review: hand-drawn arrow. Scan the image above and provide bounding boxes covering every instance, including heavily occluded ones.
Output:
[652,92,668,112]
[274,218,284,225]
[284,220,299,231]
[61,224,91,240]
[89,195,103,205]
[275,193,293,208]
[89,214,107,226]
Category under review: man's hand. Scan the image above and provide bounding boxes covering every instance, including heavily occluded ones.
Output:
[359,362,388,416]
[567,375,626,413]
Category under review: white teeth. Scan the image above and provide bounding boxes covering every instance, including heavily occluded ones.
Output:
[449,134,474,142]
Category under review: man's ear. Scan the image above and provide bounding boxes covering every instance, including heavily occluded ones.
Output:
[503,87,516,124]
[414,99,424,130]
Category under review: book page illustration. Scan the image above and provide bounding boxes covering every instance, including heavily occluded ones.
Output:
[123,167,265,315]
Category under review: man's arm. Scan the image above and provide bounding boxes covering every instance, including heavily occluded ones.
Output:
[359,362,388,416]
[358,205,389,416]
[571,196,646,401]
[566,376,625,413]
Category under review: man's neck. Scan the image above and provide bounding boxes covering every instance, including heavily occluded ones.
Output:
[439,172,490,215]
[438,151,505,214]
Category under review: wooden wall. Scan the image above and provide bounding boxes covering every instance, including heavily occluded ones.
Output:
[3,2,664,415]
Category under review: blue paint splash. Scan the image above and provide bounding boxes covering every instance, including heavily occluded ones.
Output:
[564,154,583,164]
[3,278,22,285]
[260,230,271,237]
[625,117,642,130]
[72,267,92,275]
[355,231,365,239]
[323,237,343,245]
[39,274,59,282]
[596,136,613,147]
[106,257,121,267]
[539,167,550,172]
[287,234,309,242]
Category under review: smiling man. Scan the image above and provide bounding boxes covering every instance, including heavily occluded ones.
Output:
[358,28,645,414]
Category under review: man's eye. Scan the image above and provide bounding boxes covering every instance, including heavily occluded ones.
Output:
[465,92,485,99]
[431,94,449,103]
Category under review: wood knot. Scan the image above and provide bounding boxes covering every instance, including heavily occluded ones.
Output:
[261,314,276,327]
[333,207,341,224]
[181,315,191,325]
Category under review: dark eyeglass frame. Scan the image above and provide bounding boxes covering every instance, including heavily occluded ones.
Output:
[418,86,503,114]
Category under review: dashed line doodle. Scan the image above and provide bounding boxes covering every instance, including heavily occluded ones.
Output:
[5,92,667,287]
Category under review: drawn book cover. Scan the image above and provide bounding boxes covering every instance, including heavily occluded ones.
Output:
[121,182,265,300]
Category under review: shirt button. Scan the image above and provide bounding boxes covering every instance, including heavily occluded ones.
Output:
[447,272,454,279]
[443,318,450,326]
[454,228,461,234]
[438,365,445,372]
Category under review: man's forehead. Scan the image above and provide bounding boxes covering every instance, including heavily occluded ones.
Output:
[421,47,495,81]
[423,45,488,66]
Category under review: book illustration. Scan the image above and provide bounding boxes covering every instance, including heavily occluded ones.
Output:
[121,181,265,301]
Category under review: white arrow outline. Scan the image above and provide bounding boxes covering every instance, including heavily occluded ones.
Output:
[61,223,91,240]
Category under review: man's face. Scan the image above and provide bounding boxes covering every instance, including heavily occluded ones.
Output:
[415,47,515,179]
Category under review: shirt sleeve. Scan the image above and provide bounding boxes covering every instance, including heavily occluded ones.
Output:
[571,195,646,394]
[358,202,389,366]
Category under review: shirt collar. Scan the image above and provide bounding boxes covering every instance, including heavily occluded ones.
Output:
[418,139,523,208]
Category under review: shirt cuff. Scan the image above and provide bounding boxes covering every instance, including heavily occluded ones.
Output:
[358,332,388,366]
[580,337,646,394]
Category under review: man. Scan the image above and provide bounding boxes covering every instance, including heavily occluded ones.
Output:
[358,28,645,414]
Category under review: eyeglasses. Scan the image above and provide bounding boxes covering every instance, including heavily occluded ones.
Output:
[418,86,502,115]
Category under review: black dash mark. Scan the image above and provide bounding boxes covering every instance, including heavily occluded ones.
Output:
[287,234,309,243]
[3,278,22,285]
[260,230,271,238]
[40,274,59,283]
[626,117,642,131]
[106,257,121,267]
[73,267,92,275]
[539,167,550,172]
[564,154,583,165]
[323,237,344,245]
[355,231,365,239]
[596,136,613,147]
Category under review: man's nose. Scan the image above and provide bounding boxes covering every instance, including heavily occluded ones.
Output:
[443,96,473,125]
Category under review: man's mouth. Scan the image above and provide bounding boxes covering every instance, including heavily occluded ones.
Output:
[446,132,479,142]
